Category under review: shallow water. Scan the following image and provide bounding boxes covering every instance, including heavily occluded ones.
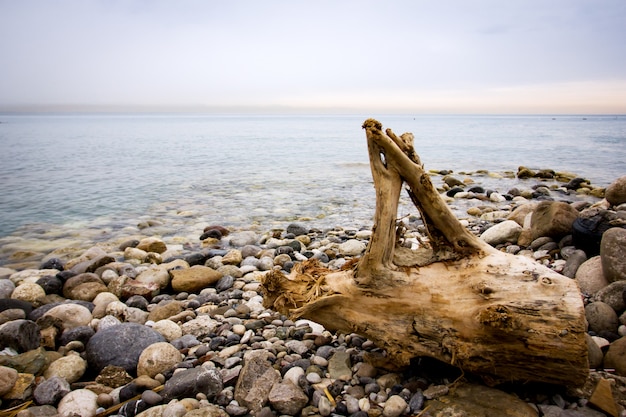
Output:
[0,113,624,264]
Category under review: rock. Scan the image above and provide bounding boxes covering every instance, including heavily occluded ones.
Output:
[95,364,133,388]
[42,302,93,331]
[170,266,223,293]
[528,201,579,241]
[588,377,619,417]
[585,302,619,334]
[576,256,609,295]
[562,249,588,278]
[338,239,366,256]
[152,319,183,341]
[180,315,219,339]
[328,351,352,381]
[147,300,183,322]
[268,380,309,416]
[137,342,183,378]
[44,352,87,383]
[587,334,604,369]
[136,237,167,254]
[287,223,309,236]
[604,337,626,376]
[283,366,305,387]
[601,227,626,282]
[235,350,281,412]
[161,366,223,402]
[0,365,18,396]
[480,220,522,246]
[0,347,48,375]
[605,175,626,206]
[573,208,621,256]
[33,375,71,405]
[0,279,16,298]
[56,388,99,417]
[135,265,172,290]
[63,272,107,301]
[383,395,408,417]
[595,281,626,312]
[228,231,259,247]
[222,249,243,265]
[0,319,40,352]
[86,322,166,374]
[2,372,35,402]
[425,382,537,417]
[11,282,46,305]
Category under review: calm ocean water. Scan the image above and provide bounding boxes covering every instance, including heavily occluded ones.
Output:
[0,114,625,242]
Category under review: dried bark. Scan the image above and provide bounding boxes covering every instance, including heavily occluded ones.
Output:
[261,119,588,387]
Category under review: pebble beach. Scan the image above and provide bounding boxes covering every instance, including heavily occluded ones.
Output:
[1,167,626,417]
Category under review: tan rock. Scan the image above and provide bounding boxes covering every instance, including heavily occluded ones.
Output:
[11,282,46,306]
[137,342,183,378]
[605,175,626,206]
[589,378,619,417]
[170,266,223,293]
[44,353,87,383]
[136,237,167,254]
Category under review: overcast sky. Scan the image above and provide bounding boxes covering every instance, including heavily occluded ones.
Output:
[1,0,625,114]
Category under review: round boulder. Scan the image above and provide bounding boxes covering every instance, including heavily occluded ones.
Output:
[575,256,608,296]
[0,319,41,352]
[601,227,626,282]
[137,342,183,378]
[86,322,165,374]
[605,175,626,206]
[604,336,626,376]
[480,220,522,246]
[529,201,579,241]
[44,353,87,383]
[585,301,619,334]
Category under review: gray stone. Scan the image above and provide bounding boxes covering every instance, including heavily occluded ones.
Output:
[328,351,352,381]
[161,366,223,402]
[338,239,366,256]
[0,319,40,352]
[383,395,407,417]
[562,249,588,278]
[85,322,165,374]
[585,301,619,334]
[601,227,626,282]
[287,223,309,236]
[595,281,626,312]
[33,376,71,405]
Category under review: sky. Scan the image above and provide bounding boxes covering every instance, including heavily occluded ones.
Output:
[1,0,625,114]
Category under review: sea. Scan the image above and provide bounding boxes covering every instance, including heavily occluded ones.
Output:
[0,113,625,249]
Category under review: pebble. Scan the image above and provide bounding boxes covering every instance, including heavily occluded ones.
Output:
[0,173,623,416]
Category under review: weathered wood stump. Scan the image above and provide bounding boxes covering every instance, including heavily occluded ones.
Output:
[261,119,588,387]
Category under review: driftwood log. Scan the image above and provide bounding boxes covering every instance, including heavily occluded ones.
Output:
[261,119,588,387]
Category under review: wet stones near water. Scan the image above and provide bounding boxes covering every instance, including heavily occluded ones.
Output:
[0,174,624,416]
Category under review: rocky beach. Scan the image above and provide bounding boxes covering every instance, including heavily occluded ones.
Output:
[1,168,626,417]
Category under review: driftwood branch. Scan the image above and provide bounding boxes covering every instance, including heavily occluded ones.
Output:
[261,119,588,387]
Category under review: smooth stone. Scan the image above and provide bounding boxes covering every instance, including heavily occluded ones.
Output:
[318,396,332,416]
[86,322,166,373]
[601,227,626,282]
[576,256,609,295]
[147,300,184,322]
[44,353,87,383]
[283,366,305,387]
[137,342,183,378]
[528,201,579,242]
[595,281,626,312]
[588,377,620,417]
[63,272,107,301]
[57,388,99,417]
[587,334,605,369]
[170,266,223,293]
[0,347,48,375]
[480,220,522,246]
[0,365,18,396]
[228,231,259,247]
[268,380,309,416]
[180,314,219,339]
[42,302,93,331]
[585,302,619,334]
[11,282,46,305]
[383,395,408,417]
[338,239,366,256]
[0,278,16,298]
[287,223,309,236]
[604,337,626,376]
[152,319,183,341]
[136,237,167,254]
[0,319,41,352]
[562,249,588,278]
[161,366,223,402]
[605,175,626,206]
[9,269,60,286]
[135,265,172,290]
[222,249,243,265]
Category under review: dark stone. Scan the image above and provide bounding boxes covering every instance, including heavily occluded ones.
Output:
[56,270,76,282]
[409,390,425,413]
[125,295,149,310]
[59,325,95,346]
[565,177,589,190]
[119,239,140,251]
[572,209,622,256]
[119,382,142,402]
[287,223,309,237]
[0,319,41,352]
[36,275,63,295]
[185,252,208,266]
[0,299,33,315]
[85,323,165,374]
[41,258,64,271]
[119,399,148,417]
[161,366,223,401]
[446,187,464,197]
[200,229,223,240]
[215,275,235,292]
[468,186,485,194]
[170,334,201,350]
